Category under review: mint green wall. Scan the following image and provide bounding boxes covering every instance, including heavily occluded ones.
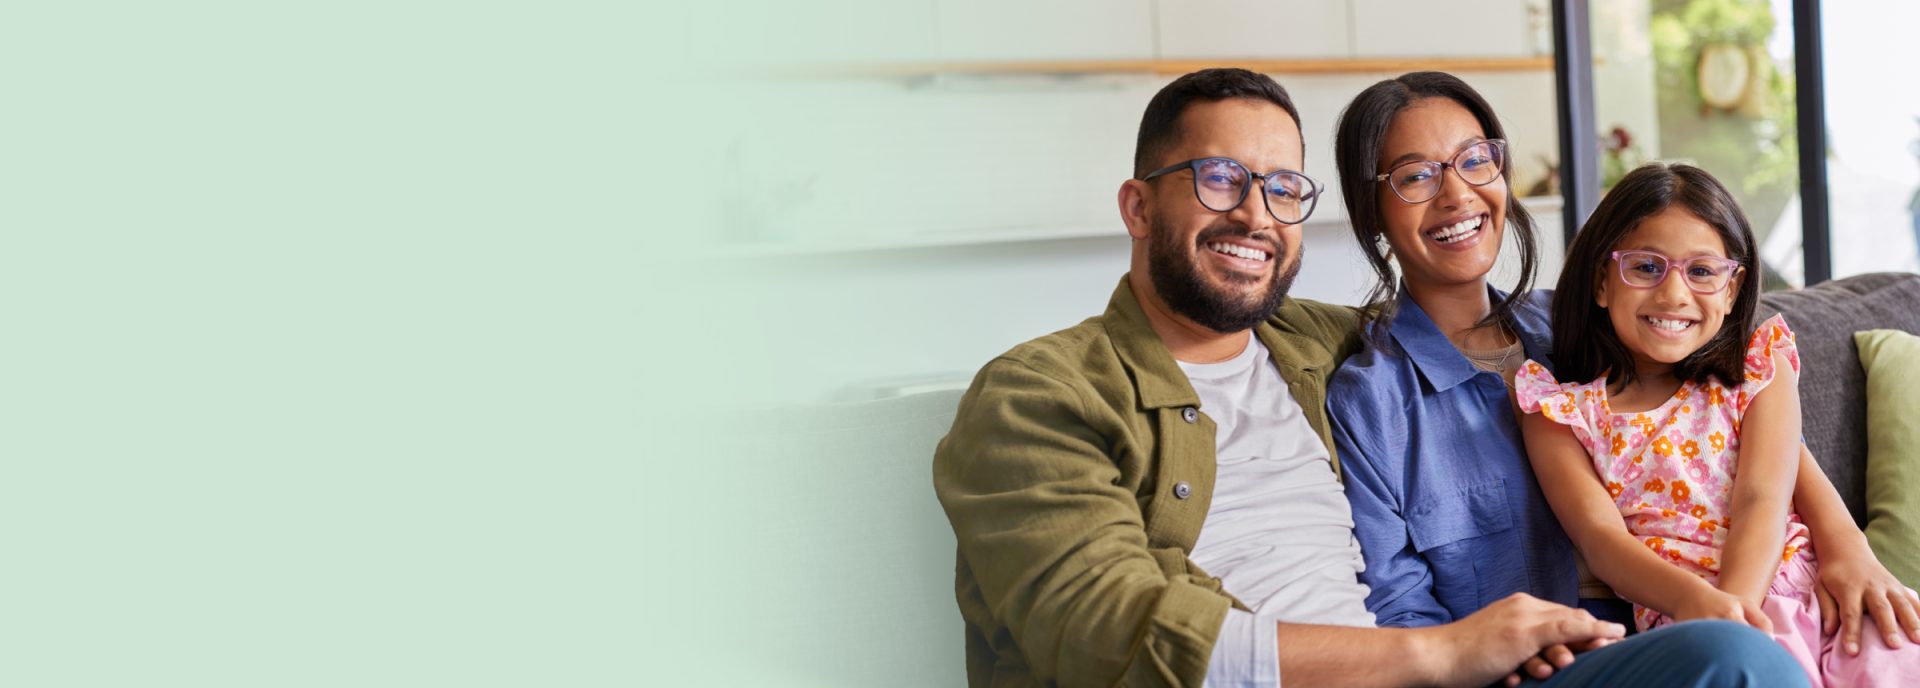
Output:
[8,2,664,685]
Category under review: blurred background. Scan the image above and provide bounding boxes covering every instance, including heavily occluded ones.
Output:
[691,0,1920,408]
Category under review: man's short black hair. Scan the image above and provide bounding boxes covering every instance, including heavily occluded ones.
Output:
[1133,68,1304,179]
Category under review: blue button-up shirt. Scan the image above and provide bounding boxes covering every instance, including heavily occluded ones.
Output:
[1327,288,1578,627]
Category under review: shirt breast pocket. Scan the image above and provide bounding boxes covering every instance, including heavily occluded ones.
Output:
[1407,479,1518,616]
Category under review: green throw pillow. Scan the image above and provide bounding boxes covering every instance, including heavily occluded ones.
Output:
[1857,328,1920,589]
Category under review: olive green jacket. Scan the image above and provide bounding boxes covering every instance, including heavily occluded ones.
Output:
[932,277,1366,687]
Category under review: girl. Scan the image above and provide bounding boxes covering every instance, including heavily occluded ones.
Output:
[1515,162,1920,686]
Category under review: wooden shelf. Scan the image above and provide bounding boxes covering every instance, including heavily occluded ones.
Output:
[787,56,1555,80]
[722,197,1566,258]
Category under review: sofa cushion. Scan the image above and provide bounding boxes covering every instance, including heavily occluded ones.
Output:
[1758,272,1920,524]
[1856,328,1920,588]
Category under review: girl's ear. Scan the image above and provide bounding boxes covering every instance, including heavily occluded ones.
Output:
[1594,268,1610,308]
[1725,265,1745,303]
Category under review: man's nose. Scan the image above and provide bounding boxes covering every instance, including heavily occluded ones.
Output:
[1229,185,1278,233]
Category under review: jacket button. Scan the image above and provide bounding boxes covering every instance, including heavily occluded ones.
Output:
[1173,481,1192,499]
[1181,407,1198,424]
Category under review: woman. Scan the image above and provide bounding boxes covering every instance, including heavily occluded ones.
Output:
[1324,72,1918,656]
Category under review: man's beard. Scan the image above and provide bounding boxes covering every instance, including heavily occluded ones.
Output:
[1148,217,1300,334]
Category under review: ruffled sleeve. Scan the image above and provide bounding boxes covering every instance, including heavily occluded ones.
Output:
[1735,314,1799,415]
[1515,359,1603,453]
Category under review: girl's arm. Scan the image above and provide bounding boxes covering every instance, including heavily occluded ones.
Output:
[1516,403,1767,629]
[1792,444,1920,652]
[1717,348,1802,604]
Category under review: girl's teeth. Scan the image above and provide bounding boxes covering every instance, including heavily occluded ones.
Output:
[1645,317,1693,331]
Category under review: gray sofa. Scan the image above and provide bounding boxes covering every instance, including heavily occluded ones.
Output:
[1758,271,1920,523]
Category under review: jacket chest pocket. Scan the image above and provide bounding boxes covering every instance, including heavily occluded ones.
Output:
[1407,479,1517,614]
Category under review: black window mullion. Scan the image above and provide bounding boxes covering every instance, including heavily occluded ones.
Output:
[1793,0,1832,285]
[1552,0,1599,249]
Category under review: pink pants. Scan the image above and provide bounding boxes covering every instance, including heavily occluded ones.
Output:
[1760,554,1920,687]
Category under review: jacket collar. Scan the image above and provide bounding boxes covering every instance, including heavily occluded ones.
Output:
[1102,275,1327,409]
[1389,285,1552,392]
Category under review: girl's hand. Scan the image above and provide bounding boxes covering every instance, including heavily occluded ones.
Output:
[1815,550,1920,654]
[1672,588,1774,633]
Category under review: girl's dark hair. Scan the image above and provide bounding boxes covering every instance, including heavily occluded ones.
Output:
[1550,162,1760,390]
[1332,71,1540,347]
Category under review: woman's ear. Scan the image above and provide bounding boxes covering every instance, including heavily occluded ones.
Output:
[1119,179,1152,241]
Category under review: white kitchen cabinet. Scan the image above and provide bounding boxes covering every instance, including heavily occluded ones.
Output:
[1156,0,1352,59]
[1350,0,1534,58]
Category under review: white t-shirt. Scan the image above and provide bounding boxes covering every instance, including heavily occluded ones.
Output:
[1177,333,1376,686]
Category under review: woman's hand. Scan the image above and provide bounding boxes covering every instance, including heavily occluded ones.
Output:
[1502,638,1618,687]
[1815,549,1920,654]
[1672,588,1774,633]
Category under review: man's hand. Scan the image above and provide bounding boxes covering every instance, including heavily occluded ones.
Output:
[1671,588,1774,633]
[1815,549,1920,655]
[1412,593,1625,688]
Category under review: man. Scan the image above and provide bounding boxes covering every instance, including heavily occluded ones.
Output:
[932,68,1803,687]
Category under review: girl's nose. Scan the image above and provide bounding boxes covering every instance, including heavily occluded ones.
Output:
[1655,266,1695,303]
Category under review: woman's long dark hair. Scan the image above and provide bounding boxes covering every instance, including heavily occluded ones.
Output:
[1550,163,1760,391]
[1332,72,1540,349]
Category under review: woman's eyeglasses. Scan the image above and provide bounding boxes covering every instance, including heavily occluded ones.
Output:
[1373,139,1508,204]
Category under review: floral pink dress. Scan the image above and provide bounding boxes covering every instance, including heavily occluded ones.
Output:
[1520,315,1920,686]
[1514,315,1810,632]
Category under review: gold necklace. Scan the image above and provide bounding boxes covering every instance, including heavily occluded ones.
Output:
[1461,327,1521,371]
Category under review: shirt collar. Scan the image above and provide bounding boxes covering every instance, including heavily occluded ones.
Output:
[1389,285,1552,392]
[1104,276,1202,409]
[1102,275,1321,410]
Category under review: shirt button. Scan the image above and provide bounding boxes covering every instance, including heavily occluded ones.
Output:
[1181,407,1198,424]
[1173,481,1192,499]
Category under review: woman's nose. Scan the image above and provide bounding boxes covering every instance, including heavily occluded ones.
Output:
[1435,167,1476,208]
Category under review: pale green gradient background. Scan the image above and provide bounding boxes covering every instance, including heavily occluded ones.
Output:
[0,1,682,685]
[4,1,987,684]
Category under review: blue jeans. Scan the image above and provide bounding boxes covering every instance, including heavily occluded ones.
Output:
[1520,620,1807,687]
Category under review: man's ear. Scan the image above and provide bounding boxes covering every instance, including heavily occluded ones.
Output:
[1119,179,1152,241]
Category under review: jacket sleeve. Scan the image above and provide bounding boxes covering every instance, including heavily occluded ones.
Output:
[1328,378,1454,628]
[933,357,1231,687]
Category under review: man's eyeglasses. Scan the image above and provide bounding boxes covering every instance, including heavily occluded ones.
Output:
[1373,139,1508,204]
[1609,250,1744,294]
[1140,157,1322,225]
